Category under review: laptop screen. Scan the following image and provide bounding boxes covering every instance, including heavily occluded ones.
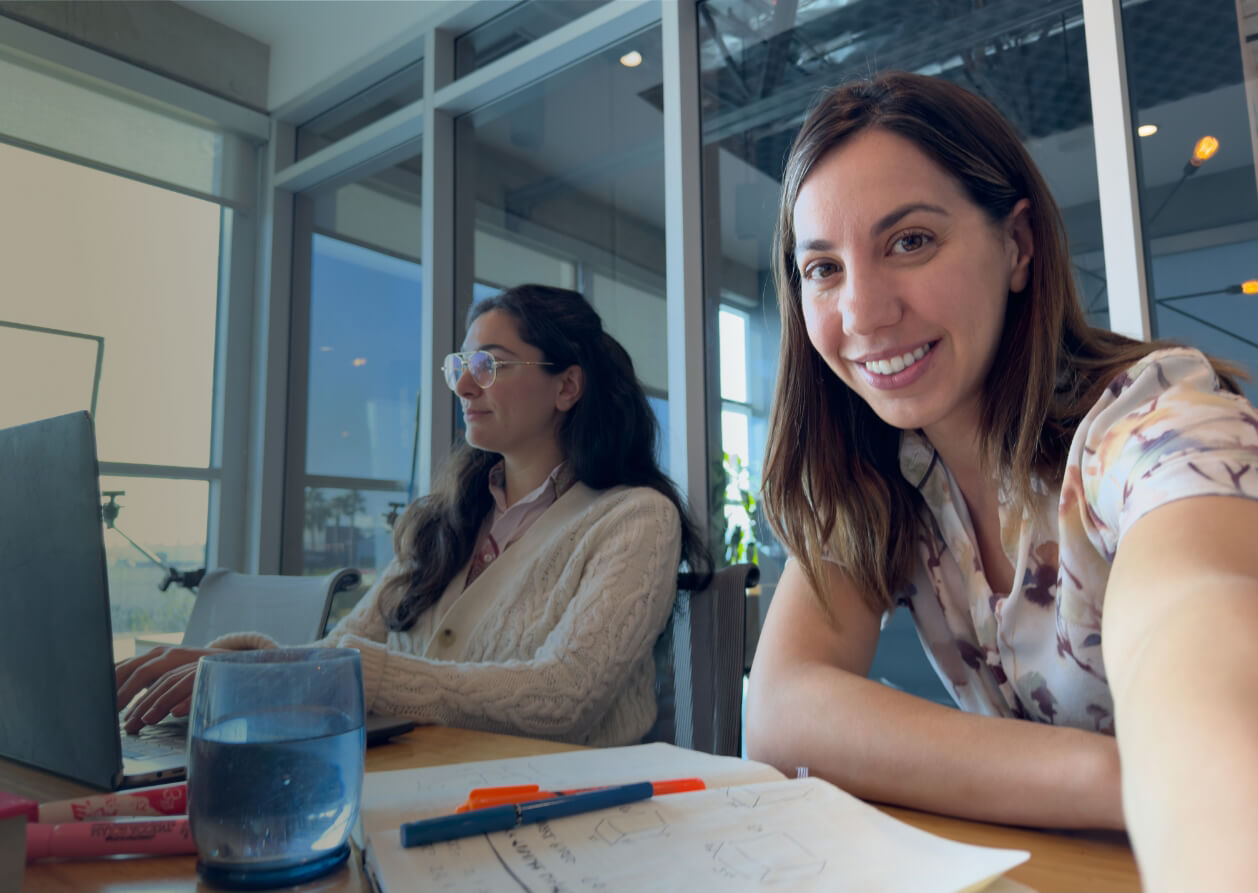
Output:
[0,411,125,789]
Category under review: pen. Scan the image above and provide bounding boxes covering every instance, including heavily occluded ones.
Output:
[457,777,705,811]
[36,781,187,823]
[25,817,196,862]
[401,781,654,848]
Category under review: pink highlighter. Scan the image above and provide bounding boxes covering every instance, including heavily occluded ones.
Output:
[37,781,187,823]
[25,817,196,862]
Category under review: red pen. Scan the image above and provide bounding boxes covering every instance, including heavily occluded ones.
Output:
[457,777,705,812]
[36,781,187,823]
[25,817,196,862]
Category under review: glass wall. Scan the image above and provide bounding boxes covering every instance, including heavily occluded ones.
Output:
[0,141,224,652]
[1124,0,1258,401]
[454,1,613,76]
[288,158,425,592]
[697,0,1107,701]
[457,25,670,465]
[295,60,424,161]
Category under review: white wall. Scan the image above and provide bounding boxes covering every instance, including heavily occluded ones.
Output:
[175,0,452,111]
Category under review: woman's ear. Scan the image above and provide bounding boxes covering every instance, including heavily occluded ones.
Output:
[1005,198,1034,294]
[555,365,584,412]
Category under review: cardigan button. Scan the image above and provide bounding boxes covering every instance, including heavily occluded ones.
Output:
[439,628,455,646]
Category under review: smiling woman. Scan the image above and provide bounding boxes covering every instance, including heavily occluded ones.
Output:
[747,71,1258,889]
[792,130,1031,446]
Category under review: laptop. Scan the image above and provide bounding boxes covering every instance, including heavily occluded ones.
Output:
[0,412,413,791]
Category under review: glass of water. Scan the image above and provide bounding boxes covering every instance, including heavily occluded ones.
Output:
[187,648,365,890]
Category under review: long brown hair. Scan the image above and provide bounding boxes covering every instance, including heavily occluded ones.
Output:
[377,284,711,630]
[763,71,1240,616]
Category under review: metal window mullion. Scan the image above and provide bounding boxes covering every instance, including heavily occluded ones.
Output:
[1082,0,1151,340]
[662,0,709,539]
[421,29,457,498]
[273,102,426,193]
[430,0,660,116]
[248,120,296,574]
[98,462,222,481]
[209,198,257,571]
[302,474,409,491]
[281,191,316,574]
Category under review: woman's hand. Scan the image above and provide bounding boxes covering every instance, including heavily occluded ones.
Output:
[115,645,221,734]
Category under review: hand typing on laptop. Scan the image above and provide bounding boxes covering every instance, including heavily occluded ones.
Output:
[116,645,221,735]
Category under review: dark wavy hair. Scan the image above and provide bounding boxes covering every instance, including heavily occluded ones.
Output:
[377,283,711,630]
[761,71,1241,617]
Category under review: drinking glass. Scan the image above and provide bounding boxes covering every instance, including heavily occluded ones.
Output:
[187,648,365,890]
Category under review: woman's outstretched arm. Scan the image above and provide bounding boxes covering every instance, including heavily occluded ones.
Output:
[746,559,1124,830]
[1104,495,1258,892]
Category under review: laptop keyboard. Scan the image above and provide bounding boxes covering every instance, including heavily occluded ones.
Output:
[120,721,188,760]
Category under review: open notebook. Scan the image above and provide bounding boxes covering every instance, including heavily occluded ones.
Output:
[360,742,1029,893]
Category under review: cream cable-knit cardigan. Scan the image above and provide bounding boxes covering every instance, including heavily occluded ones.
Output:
[209,483,682,747]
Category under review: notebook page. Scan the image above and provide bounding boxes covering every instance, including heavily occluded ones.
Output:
[360,742,785,839]
[365,776,1029,893]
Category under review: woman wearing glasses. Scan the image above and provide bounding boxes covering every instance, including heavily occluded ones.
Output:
[118,284,708,747]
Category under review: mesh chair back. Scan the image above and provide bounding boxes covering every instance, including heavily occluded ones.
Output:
[181,567,361,647]
[648,563,759,756]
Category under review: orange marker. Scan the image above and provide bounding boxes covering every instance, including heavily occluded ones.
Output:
[457,777,705,812]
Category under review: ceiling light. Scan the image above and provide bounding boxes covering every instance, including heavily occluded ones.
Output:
[353,357,367,367]
[1136,124,1157,137]
[1242,280,1258,295]
[619,50,642,68]
[1190,135,1219,167]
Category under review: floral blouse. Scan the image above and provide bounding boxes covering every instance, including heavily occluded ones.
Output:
[896,348,1258,732]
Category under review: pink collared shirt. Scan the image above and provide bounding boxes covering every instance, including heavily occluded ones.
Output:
[464,461,572,588]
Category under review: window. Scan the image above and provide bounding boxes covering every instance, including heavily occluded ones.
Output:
[454,1,613,76]
[457,25,671,466]
[287,159,425,589]
[1123,0,1258,399]
[697,0,1106,703]
[0,142,223,650]
[295,60,424,161]
[718,305,756,566]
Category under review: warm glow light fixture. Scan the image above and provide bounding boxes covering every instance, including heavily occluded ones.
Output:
[619,50,643,68]
[1243,280,1258,295]
[353,357,367,367]
[1190,135,1219,167]
[1137,124,1158,137]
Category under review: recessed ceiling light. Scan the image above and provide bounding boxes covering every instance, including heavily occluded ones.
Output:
[620,50,643,68]
[1137,124,1158,137]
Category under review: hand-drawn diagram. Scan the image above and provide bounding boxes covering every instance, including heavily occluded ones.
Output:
[593,807,668,845]
[712,832,826,885]
[724,784,814,809]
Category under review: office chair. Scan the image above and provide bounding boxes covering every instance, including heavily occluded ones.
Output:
[647,563,760,756]
[181,567,362,647]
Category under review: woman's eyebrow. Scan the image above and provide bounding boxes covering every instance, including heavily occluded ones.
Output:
[795,202,950,258]
[464,342,519,357]
[795,237,833,257]
[871,202,948,237]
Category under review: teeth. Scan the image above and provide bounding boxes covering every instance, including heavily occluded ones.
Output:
[865,344,930,376]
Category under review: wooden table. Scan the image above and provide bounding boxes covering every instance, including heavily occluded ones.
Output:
[11,727,1140,892]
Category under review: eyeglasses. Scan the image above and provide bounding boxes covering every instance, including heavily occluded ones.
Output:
[442,350,553,391]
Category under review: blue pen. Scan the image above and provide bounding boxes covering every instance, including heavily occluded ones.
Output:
[400,781,654,847]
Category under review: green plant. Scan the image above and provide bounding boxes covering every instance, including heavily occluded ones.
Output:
[712,451,758,567]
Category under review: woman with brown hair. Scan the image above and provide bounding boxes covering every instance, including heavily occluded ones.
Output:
[747,71,1258,888]
[118,284,709,747]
